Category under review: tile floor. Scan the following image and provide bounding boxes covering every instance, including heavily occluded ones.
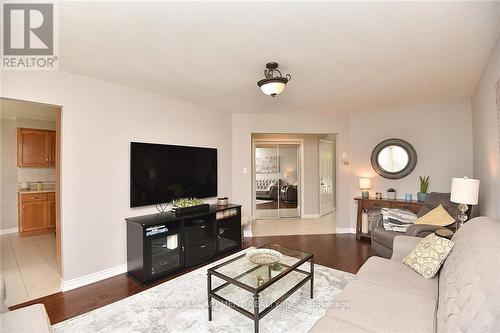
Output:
[0,232,61,307]
[250,212,337,237]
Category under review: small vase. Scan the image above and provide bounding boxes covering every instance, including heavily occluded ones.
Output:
[417,192,428,202]
[387,191,396,200]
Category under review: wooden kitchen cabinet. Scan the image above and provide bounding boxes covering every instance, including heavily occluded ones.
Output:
[47,131,56,167]
[17,128,56,167]
[48,192,56,228]
[18,192,55,236]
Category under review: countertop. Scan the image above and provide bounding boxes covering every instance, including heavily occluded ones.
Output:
[19,189,55,194]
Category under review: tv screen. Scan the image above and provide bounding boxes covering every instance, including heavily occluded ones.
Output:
[130,142,217,208]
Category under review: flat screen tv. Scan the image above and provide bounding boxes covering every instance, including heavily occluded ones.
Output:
[130,142,217,208]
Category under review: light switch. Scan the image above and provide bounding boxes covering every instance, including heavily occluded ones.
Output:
[243,167,248,174]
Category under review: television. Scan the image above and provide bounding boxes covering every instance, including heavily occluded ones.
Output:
[130,142,217,208]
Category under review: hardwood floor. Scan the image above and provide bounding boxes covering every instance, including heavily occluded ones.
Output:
[10,234,375,325]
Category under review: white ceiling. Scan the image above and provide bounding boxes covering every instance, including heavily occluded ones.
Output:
[59,1,500,114]
[0,98,58,120]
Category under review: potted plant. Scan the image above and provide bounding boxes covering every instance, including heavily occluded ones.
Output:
[387,188,396,200]
[417,176,430,202]
[171,197,209,215]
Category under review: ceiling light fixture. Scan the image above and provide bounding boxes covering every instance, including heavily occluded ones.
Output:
[257,62,291,97]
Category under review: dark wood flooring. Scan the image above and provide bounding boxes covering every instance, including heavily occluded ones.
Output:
[11,234,374,325]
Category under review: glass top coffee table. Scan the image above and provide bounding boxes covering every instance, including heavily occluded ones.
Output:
[207,244,314,333]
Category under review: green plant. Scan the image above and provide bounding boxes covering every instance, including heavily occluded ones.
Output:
[270,263,283,271]
[387,188,396,192]
[172,197,205,208]
[419,176,430,193]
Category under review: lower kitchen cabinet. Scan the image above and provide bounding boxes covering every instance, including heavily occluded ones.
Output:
[18,192,56,236]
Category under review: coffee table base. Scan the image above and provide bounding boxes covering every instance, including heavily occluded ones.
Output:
[207,257,314,333]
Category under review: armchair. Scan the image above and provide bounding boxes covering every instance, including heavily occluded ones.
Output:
[371,192,479,258]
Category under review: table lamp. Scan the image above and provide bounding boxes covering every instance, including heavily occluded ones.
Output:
[359,178,371,199]
[450,177,480,229]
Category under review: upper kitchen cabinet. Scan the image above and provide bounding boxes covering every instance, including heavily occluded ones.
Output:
[17,128,56,167]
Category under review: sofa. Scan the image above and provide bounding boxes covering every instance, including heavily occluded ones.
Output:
[255,179,280,200]
[0,276,52,332]
[310,217,500,332]
[371,192,480,258]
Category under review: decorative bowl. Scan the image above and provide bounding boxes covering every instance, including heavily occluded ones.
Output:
[246,249,283,265]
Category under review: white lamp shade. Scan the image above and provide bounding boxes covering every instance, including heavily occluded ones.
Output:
[260,81,286,96]
[450,177,480,205]
[359,177,371,189]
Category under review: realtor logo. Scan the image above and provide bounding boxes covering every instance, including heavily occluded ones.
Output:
[2,2,58,69]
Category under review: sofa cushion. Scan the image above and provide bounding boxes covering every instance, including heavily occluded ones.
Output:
[0,304,52,333]
[415,204,455,227]
[310,315,373,332]
[372,223,403,249]
[326,279,436,333]
[417,192,460,220]
[255,179,277,190]
[437,217,500,332]
[403,233,454,279]
[356,256,438,300]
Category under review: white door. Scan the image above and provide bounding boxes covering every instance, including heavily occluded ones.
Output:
[319,139,334,216]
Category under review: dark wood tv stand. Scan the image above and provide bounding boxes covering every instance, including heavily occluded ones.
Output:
[125,204,241,285]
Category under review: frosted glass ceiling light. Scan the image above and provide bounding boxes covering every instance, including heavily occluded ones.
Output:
[257,62,291,97]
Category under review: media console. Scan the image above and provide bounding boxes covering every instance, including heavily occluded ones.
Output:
[125,204,242,285]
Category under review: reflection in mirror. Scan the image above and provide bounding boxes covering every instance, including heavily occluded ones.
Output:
[377,145,409,173]
[371,139,417,179]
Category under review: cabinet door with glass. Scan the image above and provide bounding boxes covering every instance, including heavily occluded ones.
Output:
[145,222,184,279]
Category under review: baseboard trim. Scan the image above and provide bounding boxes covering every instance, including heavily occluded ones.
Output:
[61,263,127,292]
[302,214,320,219]
[0,228,18,235]
[336,227,356,234]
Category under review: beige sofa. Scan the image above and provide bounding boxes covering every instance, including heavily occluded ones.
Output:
[310,217,500,332]
[0,277,52,333]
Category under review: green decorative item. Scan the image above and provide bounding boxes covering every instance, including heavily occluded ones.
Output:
[418,176,430,202]
[270,262,283,272]
[172,197,205,208]
[387,188,396,200]
[171,198,209,215]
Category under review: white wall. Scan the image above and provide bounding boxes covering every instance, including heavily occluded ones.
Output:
[472,37,500,219]
[349,98,474,225]
[232,113,351,230]
[1,71,232,282]
[0,117,56,231]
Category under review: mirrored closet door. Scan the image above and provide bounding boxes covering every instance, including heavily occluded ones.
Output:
[254,142,301,219]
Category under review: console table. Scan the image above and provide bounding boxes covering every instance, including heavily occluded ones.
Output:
[354,197,423,241]
[126,204,241,285]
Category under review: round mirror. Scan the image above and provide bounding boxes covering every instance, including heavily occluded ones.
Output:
[371,139,417,179]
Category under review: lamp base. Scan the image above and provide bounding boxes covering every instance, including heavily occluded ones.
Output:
[456,203,468,230]
[361,191,369,199]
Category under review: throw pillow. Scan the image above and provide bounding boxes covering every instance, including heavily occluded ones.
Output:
[402,234,454,278]
[414,204,455,226]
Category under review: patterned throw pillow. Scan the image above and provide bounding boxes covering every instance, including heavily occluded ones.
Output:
[414,204,455,226]
[402,234,454,279]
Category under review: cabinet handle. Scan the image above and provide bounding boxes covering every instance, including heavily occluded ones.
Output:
[30,196,35,199]
[200,245,207,248]
[200,225,206,229]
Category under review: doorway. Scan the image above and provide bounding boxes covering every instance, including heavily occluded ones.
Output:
[253,140,302,219]
[319,139,335,216]
[0,97,62,306]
